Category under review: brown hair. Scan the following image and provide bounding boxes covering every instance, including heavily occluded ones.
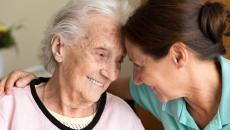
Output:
[122,0,230,60]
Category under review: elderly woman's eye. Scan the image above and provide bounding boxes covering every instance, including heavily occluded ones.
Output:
[94,49,108,60]
[99,53,105,57]
[96,52,107,59]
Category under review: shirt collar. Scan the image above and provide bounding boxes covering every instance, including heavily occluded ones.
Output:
[218,56,230,125]
[162,98,199,129]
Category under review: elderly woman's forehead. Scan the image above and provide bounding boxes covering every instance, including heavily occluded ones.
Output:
[69,14,123,49]
[70,30,123,50]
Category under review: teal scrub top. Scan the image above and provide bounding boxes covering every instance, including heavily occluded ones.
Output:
[129,56,230,130]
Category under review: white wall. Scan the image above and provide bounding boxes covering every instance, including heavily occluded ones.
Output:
[0,0,70,75]
[0,0,133,77]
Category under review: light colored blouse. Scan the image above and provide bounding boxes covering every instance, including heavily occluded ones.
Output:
[49,109,96,130]
[0,78,144,130]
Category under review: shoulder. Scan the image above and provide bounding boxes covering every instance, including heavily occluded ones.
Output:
[105,93,139,120]
[99,93,144,130]
[219,56,230,78]
[0,86,30,101]
[0,85,45,125]
[106,93,133,111]
[0,86,31,109]
[219,56,230,68]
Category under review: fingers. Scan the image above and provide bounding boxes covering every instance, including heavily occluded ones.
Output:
[4,71,32,95]
[0,76,8,95]
[15,73,36,87]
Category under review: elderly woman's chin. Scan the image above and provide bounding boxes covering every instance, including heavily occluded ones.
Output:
[79,82,109,103]
[85,86,108,102]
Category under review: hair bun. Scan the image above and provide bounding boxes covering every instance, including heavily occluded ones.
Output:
[199,2,227,44]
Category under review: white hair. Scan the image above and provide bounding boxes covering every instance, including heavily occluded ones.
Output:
[41,0,141,74]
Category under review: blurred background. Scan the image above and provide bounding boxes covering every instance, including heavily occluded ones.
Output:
[0,0,229,130]
[0,0,68,77]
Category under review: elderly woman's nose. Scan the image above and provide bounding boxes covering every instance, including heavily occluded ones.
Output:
[101,63,119,81]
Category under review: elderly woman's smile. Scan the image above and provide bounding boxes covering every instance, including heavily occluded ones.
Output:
[87,76,104,87]
[38,13,126,112]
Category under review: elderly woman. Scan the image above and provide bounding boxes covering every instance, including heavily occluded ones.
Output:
[2,0,230,130]
[0,0,145,130]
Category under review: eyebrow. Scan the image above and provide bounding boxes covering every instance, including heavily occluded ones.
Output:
[95,47,108,51]
[94,47,126,58]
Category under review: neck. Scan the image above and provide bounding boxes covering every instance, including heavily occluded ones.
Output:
[37,71,97,118]
[184,60,221,129]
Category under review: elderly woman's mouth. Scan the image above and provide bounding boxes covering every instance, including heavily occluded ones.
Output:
[87,76,103,87]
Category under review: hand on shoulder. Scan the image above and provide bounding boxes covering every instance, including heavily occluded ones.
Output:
[0,70,36,95]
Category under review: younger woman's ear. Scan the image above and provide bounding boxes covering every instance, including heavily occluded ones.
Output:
[51,34,64,62]
[169,42,188,68]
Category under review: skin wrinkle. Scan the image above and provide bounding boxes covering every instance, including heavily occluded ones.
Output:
[37,14,126,118]
[68,14,122,57]
[85,15,124,67]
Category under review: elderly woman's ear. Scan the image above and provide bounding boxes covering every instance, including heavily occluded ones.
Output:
[51,34,65,62]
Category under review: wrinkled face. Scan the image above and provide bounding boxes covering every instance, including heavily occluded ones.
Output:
[60,14,125,103]
[125,39,185,103]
